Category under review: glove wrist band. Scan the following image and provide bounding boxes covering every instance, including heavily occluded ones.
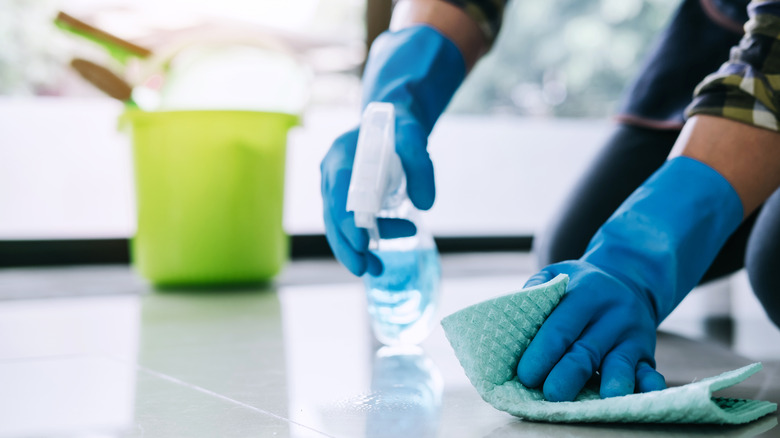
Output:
[361,25,467,134]
[581,156,743,322]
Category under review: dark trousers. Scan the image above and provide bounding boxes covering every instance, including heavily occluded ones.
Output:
[534,0,780,328]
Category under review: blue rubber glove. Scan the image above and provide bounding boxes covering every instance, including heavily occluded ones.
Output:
[518,156,744,402]
[320,25,465,276]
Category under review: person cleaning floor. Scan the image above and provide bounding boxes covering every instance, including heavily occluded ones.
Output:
[320,0,780,402]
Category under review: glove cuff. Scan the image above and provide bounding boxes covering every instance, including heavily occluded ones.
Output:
[361,25,466,134]
[582,156,743,322]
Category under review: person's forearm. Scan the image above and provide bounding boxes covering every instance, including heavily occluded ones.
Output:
[670,115,780,218]
[390,0,488,70]
[679,1,780,216]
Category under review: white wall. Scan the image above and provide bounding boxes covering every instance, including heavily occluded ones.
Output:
[0,97,610,239]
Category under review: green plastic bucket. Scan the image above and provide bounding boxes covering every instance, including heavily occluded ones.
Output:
[122,110,298,286]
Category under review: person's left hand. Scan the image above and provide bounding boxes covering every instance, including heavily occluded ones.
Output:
[516,260,667,402]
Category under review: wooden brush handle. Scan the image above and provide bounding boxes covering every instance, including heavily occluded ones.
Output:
[56,11,152,58]
[70,58,133,102]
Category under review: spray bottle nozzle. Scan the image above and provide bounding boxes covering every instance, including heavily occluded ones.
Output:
[346,102,404,237]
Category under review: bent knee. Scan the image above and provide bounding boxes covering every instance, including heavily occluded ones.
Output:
[746,252,780,328]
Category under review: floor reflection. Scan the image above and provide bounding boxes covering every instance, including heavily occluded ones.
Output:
[366,346,443,438]
[135,284,291,435]
[0,294,140,436]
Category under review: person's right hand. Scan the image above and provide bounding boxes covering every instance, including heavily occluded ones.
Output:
[517,261,666,402]
[518,156,745,401]
[320,25,466,276]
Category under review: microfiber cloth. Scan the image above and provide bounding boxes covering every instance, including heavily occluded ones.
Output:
[441,274,778,424]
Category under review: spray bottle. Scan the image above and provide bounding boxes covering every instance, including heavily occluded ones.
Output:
[347,102,442,345]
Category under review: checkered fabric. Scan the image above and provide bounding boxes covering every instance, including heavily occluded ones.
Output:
[688,0,780,131]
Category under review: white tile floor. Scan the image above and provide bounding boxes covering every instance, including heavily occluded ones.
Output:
[1,253,779,437]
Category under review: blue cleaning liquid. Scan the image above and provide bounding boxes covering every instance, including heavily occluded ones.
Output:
[364,248,441,345]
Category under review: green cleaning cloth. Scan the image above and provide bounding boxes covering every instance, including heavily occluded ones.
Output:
[441,274,777,424]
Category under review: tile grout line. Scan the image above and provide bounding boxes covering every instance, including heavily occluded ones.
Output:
[133,363,338,438]
[2,351,337,437]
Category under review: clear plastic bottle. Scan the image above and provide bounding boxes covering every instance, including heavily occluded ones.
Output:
[347,102,442,345]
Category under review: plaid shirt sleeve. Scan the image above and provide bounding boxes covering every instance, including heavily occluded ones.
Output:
[687,0,780,131]
[439,0,507,44]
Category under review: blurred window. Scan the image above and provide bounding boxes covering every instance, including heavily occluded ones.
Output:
[3,0,678,112]
[0,0,366,103]
[449,0,678,117]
